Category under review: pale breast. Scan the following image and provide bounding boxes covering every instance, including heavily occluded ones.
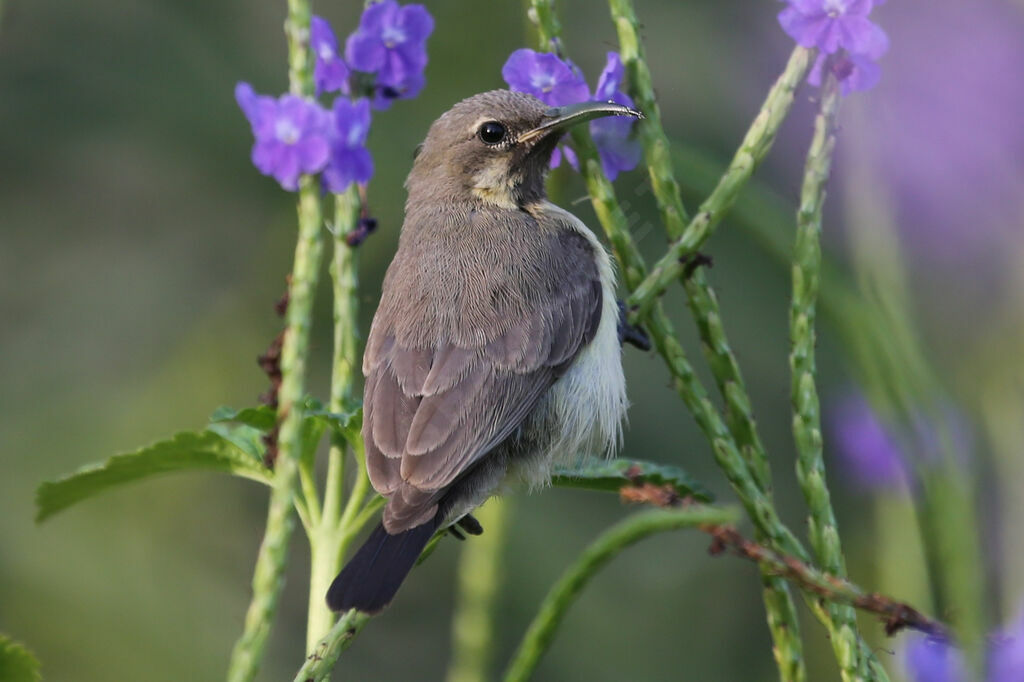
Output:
[515,202,628,488]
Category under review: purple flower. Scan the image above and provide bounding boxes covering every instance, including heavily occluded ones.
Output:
[311,16,350,96]
[323,98,374,193]
[502,49,640,179]
[829,393,909,492]
[235,82,331,191]
[501,48,589,107]
[345,1,434,110]
[989,605,1024,681]
[860,0,1024,267]
[905,635,968,682]
[589,52,642,181]
[808,52,880,95]
[778,0,889,57]
[778,0,889,95]
[550,145,579,171]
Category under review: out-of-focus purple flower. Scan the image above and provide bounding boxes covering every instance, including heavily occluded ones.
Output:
[235,82,331,191]
[829,393,908,491]
[777,0,888,96]
[778,0,889,57]
[989,605,1024,681]
[502,49,640,179]
[501,48,589,106]
[589,52,641,181]
[905,635,968,682]
[860,1,1024,268]
[550,145,579,171]
[808,52,880,95]
[323,98,374,193]
[311,16,350,96]
[345,1,434,110]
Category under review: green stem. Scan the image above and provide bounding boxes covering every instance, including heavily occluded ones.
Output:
[532,0,804,565]
[446,500,509,682]
[608,0,690,233]
[607,3,805,674]
[305,187,363,654]
[292,610,371,682]
[228,2,323,675]
[501,506,739,682]
[789,72,870,681]
[228,174,324,682]
[530,5,884,678]
[627,47,813,322]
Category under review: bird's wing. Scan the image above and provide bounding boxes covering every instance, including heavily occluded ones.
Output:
[363,225,604,532]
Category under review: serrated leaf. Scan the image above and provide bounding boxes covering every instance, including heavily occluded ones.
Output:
[0,635,41,682]
[36,431,272,523]
[552,458,714,502]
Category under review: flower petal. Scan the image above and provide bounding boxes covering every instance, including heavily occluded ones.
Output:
[346,29,386,72]
[397,4,434,43]
[594,52,625,102]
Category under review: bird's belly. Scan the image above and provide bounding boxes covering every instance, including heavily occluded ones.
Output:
[513,270,628,489]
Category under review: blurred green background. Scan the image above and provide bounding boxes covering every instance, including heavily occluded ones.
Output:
[3,0,1023,680]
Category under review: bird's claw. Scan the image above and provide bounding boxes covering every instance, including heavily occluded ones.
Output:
[617,300,652,351]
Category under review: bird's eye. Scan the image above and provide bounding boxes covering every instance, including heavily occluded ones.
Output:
[477,121,507,145]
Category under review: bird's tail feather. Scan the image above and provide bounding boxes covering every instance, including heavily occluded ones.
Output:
[326,517,440,614]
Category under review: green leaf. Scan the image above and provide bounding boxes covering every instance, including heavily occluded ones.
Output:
[552,458,714,502]
[36,431,272,523]
[304,400,363,443]
[210,401,362,443]
[206,422,267,461]
[209,404,277,431]
[0,635,41,682]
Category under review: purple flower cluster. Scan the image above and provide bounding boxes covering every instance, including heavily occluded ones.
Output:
[777,0,889,95]
[828,393,973,493]
[904,606,1024,681]
[829,393,909,492]
[345,1,434,109]
[236,3,433,191]
[502,49,641,181]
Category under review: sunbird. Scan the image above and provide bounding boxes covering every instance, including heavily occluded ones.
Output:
[328,90,644,614]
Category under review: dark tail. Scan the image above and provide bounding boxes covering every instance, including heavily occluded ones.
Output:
[326,518,439,614]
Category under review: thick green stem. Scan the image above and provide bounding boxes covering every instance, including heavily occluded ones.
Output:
[608,6,806,675]
[229,176,324,682]
[532,0,803,565]
[293,610,371,682]
[530,5,889,677]
[607,2,805,675]
[502,506,740,682]
[627,47,813,322]
[607,0,689,234]
[226,3,322,677]
[305,187,363,654]
[446,500,509,682]
[789,72,871,681]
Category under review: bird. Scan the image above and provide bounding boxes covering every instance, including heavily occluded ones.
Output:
[326,90,644,614]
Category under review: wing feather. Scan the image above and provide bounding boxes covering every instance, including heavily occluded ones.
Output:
[363,210,608,532]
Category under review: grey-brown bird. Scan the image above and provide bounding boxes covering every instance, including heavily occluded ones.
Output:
[327,90,643,614]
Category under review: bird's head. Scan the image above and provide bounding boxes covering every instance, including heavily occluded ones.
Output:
[406,90,642,209]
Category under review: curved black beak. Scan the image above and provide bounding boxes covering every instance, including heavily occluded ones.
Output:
[518,101,644,144]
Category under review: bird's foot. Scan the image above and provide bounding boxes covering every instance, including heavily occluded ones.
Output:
[457,514,484,536]
[617,300,652,351]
